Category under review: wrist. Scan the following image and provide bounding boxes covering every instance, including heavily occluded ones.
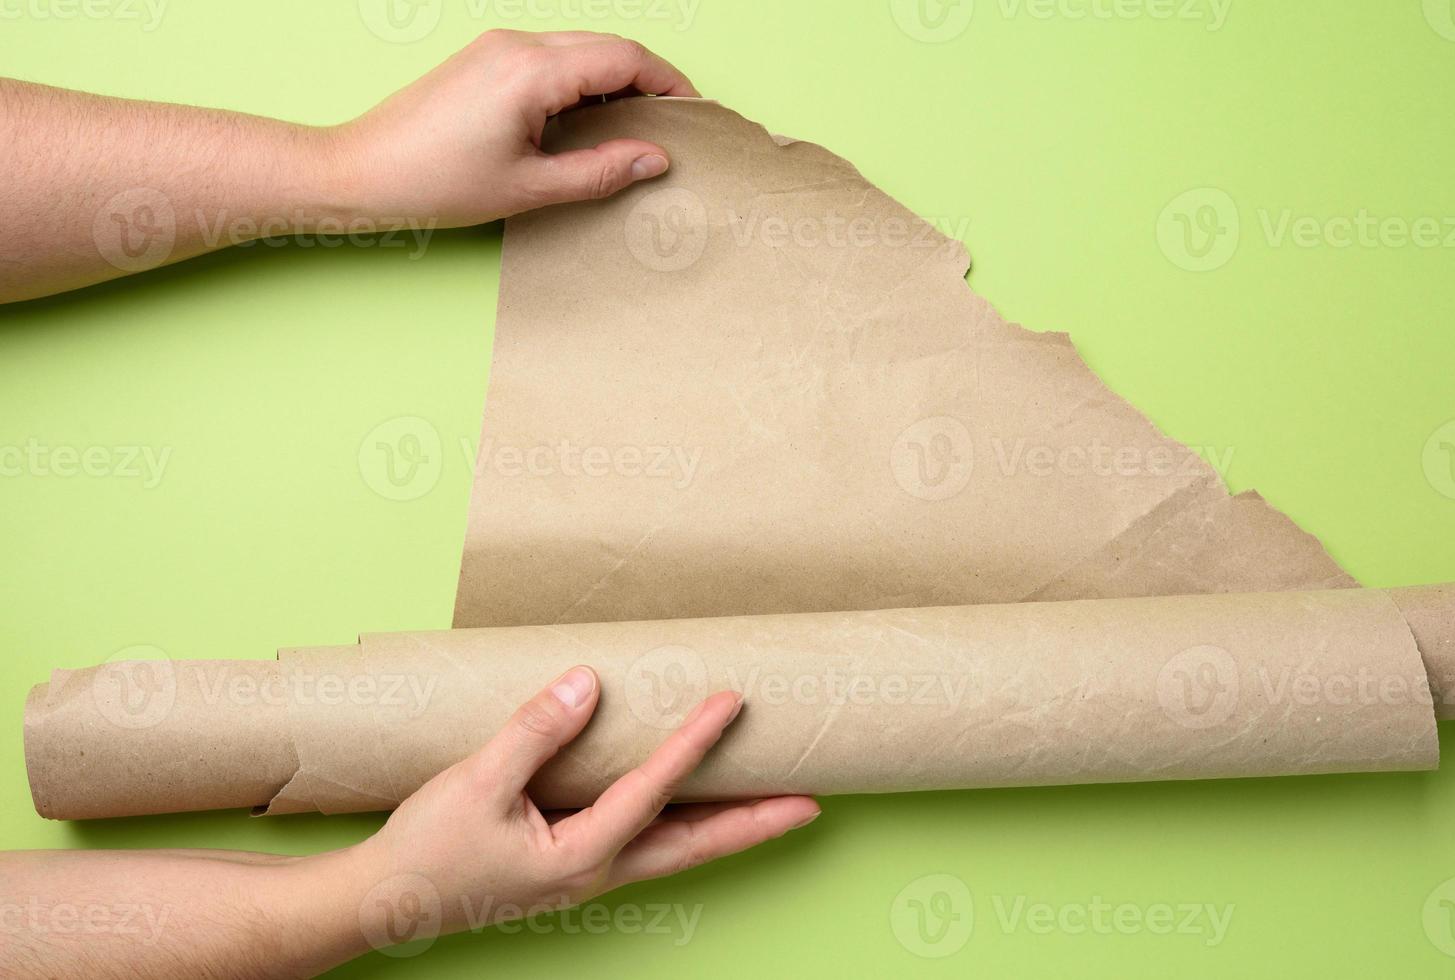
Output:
[263,845,379,975]
[276,124,374,233]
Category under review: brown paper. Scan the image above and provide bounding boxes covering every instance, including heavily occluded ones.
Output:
[454,98,1352,630]
[24,586,1451,820]
[24,101,1448,823]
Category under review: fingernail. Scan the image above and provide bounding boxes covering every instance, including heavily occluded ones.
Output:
[551,667,595,708]
[790,809,820,830]
[726,694,744,725]
[631,154,669,180]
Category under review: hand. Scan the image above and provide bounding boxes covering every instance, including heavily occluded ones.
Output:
[1,29,692,302]
[0,670,817,976]
[342,667,819,949]
[331,30,700,228]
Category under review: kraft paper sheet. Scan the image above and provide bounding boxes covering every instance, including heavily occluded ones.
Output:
[22,99,1453,822]
[454,98,1353,630]
[23,586,1455,820]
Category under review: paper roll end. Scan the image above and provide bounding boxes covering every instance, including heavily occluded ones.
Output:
[22,680,57,820]
[1387,583,1455,721]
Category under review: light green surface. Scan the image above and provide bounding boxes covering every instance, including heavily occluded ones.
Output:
[3,1,1455,976]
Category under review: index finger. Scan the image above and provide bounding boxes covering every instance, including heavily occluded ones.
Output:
[557,690,742,857]
[541,37,700,112]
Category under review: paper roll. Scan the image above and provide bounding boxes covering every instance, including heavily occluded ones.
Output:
[26,102,1446,828]
[24,586,1451,820]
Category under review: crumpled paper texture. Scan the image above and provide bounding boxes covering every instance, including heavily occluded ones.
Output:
[455,98,1352,630]
[24,587,1448,819]
[23,101,1453,822]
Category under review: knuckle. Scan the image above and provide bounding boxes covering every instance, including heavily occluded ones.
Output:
[586,163,622,201]
[546,847,607,897]
[613,37,649,63]
[622,767,675,811]
[500,43,548,73]
[560,867,604,902]
[514,697,562,739]
[667,845,703,877]
[521,176,563,210]
[474,28,514,48]
[643,776,677,812]
[664,825,707,875]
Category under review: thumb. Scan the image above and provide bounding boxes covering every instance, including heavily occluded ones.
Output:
[530,138,670,207]
[465,666,600,808]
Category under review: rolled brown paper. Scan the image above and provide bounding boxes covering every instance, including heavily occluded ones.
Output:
[1390,583,1455,714]
[23,586,1452,821]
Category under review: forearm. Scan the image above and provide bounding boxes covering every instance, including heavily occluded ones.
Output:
[2,33,699,304]
[0,847,370,979]
[0,668,814,975]
[0,79,360,304]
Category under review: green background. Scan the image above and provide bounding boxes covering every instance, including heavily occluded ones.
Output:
[3,0,1455,975]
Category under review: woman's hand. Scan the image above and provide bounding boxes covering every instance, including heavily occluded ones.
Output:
[1,29,695,302]
[331,29,699,227]
[0,669,816,978]
[337,666,819,953]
